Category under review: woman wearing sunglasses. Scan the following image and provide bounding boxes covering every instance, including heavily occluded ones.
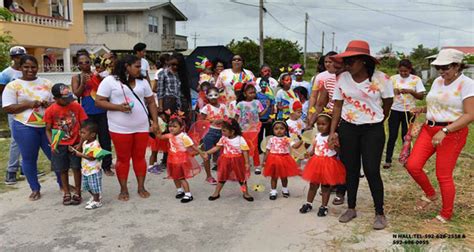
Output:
[406,49,474,224]
[71,51,114,176]
[329,40,394,230]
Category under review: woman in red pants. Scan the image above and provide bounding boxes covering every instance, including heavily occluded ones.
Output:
[96,55,159,201]
[406,48,474,223]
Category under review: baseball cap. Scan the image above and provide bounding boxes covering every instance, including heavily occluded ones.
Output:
[10,46,26,56]
[431,48,464,66]
[52,83,74,101]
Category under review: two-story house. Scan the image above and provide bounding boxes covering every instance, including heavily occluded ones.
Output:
[83,0,188,60]
[0,0,86,72]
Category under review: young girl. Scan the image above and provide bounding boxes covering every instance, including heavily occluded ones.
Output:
[200,87,228,184]
[156,115,207,203]
[148,112,169,174]
[276,73,300,120]
[206,119,254,202]
[286,101,306,139]
[235,83,270,174]
[262,121,302,200]
[300,114,346,216]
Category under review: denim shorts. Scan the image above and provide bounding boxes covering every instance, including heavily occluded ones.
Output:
[51,145,81,172]
[203,127,222,151]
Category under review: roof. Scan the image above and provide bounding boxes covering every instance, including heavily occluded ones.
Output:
[83,1,188,21]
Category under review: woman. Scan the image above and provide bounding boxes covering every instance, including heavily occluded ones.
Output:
[212,59,225,82]
[308,51,338,126]
[406,49,473,223]
[96,55,158,201]
[329,40,394,230]
[215,54,255,105]
[71,52,114,176]
[2,55,61,200]
[383,59,425,169]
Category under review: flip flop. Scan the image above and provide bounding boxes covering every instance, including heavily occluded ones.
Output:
[414,195,436,211]
[118,192,130,201]
[138,190,150,198]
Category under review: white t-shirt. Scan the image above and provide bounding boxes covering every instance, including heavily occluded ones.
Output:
[291,80,311,94]
[266,136,292,154]
[0,67,22,85]
[2,77,53,128]
[286,118,305,137]
[333,71,394,125]
[426,74,474,122]
[255,77,279,93]
[81,140,101,176]
[391,74,426,112]
[312,71,333,92]
[312,133,336,157]
[216,136,249,155]
[153,68,164,81]
[215,68,255,102]
[96,76,153,134]
[199,103,228,129]
[141,58,150,78]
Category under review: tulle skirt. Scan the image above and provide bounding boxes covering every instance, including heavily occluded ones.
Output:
[217,154,250,182]
[167,151,201,180]
[302,156,346,185]
[149,136,169,152]
[263,153,301,178]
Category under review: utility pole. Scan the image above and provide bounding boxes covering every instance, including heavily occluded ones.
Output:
[321,31,325,55]
[192,32,199,49]
[259,0,264,67]
[304,13,308,70]
[331,32,335,51]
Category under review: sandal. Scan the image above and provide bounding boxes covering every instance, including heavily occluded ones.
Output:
[434,215,448,224]
[71,194,82,205]
[104,170,115,176]
[414,195,436,211]
[29,191,41,201]
[63,193,72,205]
[138,190,150,198]
[383,163,391,169]
[332,196,344,205]
[118,192,130,201]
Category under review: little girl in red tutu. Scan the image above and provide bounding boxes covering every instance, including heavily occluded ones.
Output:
[156,115,207,203]
[300,113,346,216]
[262,121,302,200]
[206,118,255,202]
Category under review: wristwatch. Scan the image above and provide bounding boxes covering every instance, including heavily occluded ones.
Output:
[442,127,450,135]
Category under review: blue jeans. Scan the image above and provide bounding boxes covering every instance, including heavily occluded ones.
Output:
[12,120,61,191]
[6,114,21,173]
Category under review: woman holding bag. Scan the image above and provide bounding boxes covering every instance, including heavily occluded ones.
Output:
[96,55,159,201]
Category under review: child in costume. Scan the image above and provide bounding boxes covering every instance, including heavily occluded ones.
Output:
[276,73,300,120]
[148,112,169,174]
[286,100,306,139]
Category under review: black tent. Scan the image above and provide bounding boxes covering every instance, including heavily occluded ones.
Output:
[185,46,234,90]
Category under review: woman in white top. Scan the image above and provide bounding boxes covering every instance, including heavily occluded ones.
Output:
[215,54,255,104]
[329,40,394,230]
[96,55,159,201]
[406,49,474,223]
[384,59,426,169]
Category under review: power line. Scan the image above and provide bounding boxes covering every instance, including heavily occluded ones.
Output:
[266,10,305,35]
[409,0,473,10]
[346,0,474,34]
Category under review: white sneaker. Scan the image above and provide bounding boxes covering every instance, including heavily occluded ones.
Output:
[87,196,102,205]
[254,167,261,175]
[85,201,103,210]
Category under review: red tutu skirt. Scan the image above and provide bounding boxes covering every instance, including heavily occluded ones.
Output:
[148,136,169,152]
[167,151,201,180]
[263,153,301,178]
[217,154,250,182]
[302,156,346,185]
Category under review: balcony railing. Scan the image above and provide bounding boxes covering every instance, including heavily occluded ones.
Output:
[11,12,69,29]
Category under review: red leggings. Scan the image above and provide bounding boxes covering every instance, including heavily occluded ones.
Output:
[110,132,149,181]
[406,125,468,219]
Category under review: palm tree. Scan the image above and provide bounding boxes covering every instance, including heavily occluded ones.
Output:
[0,7,14,21]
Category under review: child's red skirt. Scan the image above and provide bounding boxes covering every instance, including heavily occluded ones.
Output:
[149,136,169,152]
[166,151,201,180]
[217,153,250,182]
[263,153,301,178]
[302,156,346,185]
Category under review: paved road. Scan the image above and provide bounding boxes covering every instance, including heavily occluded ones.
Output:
[0,160,393,251]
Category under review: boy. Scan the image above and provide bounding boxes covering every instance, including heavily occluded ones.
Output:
[45,83,88,205]
[256,77,275,153]
[70,122,103,209]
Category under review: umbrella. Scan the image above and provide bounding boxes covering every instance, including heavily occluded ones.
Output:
[185,46,234,90]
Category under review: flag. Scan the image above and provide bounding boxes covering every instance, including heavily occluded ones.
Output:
[84,146,112,161]
[51,129,65,150]
[27,111,44,126]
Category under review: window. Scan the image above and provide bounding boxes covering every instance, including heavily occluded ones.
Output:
[105,15,126,32]
[148,16,158,33]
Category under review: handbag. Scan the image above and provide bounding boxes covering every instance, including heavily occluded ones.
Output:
[124,82,156,138]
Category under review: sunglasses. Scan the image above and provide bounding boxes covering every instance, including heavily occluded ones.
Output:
[434,64,452,71]
[342,57,357,66]
[78,61,90,65]
[232,58,242,62]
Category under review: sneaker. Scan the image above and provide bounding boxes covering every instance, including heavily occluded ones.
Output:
[206,177,217,185]
[37,171,46,177]
[339,209,357,223]
[148,164,162,175]
[333,195,345,205]
[254,167,262,175]
[373,214,388,230]
[158,163,167,170]
[282,191,290,198]
[5,172,17,185]
[181,195,194,203]
[269,192,277,200]
[87,196,102,205]
[317,206,328,217]
[85,201,103,210]
[299,203,313,214]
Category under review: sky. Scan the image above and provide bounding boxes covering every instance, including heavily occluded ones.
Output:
[110,0,474,54]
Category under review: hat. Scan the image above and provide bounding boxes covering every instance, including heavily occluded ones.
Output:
[291,100,303,112]
[52,83,74,101]
[9,46,26,56]
[431,48,464,66]
[330,40,378,64]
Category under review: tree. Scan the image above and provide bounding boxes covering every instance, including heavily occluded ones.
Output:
[0,8,14,70]
[409,44,439,72]
[227,37,301,75]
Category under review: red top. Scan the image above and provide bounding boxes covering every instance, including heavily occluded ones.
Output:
[44,102,88,145]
